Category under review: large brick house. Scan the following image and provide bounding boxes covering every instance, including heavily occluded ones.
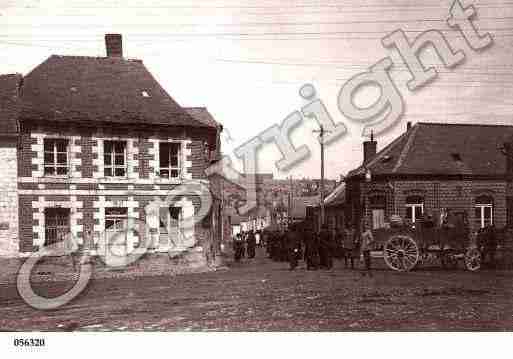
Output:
[343,122,513,237]
[0,34,224,265]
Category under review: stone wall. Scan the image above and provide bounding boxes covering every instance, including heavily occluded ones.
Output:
[0,136,18,256]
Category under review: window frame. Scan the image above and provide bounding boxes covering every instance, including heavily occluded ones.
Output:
[104,140,127,178]
[43,138,69,177]
[158,141,182,179]
[105,207,128,242]
[405,195,424,224]
[44,208,70,246]
[475,195,494,228]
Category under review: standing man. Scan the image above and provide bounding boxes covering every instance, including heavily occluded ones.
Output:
[233,233,243,262]
[246,230,256,259]
[287,224,302,270]
[360,229,375,276]
[304,226,320,270]
[319,224,333,269]
[343,222,356,269]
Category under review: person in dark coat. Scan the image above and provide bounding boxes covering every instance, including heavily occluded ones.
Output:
[287,224,302,270]
[303,226,320,270]
[343,223,356,269]
[277,230,287,262]
[246,230,256,259]
[478,225,498,268]
[486,225,498,268]
[233,233,243,262]
[267,232,276,261]
[269,231,279,261]
[319,225,333,269]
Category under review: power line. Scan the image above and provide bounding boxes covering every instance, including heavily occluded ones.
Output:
[6,15,513,27]
[3,26,513,36]
[2,32,513,42]
[12,2,513,10]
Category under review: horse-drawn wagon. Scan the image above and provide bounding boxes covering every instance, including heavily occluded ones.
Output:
[368,209,482,272]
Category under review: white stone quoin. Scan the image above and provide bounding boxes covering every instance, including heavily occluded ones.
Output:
[0,137,18,256]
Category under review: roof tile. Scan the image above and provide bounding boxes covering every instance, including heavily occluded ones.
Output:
[348,122,513,177]
[18,55,215,128]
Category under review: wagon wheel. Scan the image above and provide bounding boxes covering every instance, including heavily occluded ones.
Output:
[383,234,419,272]
[464,248,481,272]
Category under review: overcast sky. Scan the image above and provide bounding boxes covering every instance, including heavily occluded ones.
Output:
[1,0,512,179]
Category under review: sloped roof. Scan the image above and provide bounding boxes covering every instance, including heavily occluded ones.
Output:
[19,55,214,128]
[324,182,345,207]
[0,74,22,134]
[185,107,221,128]
[347,122,513,178]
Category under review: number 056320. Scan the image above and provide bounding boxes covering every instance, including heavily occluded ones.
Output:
[13,338,45,347]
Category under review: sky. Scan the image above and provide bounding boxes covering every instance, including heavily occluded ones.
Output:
[1,0,512,180]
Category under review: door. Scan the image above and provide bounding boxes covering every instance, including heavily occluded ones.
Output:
[372,209,385,230]
[105,207,128,257]
[369,195,386,229]
[158,206,182,249]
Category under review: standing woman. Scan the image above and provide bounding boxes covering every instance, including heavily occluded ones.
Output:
[233,233,243,262]
[247,230,256,259]
[304,226,320,270]
[343,223,356,269]
[241,231,247,259]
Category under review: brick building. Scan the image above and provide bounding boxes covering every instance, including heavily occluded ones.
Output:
[343,122,513,237]
[0,34,224,266]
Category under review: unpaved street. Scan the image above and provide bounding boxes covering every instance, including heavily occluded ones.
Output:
[1,249,512,331]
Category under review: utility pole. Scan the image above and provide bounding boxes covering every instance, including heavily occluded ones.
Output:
[313,125,330,228]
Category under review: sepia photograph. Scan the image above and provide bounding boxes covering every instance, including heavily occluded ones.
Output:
[0,0,512,356]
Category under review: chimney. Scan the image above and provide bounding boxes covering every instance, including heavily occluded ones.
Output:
[363,131,377,164]
[105,34,123,57]
[407,121,412,131]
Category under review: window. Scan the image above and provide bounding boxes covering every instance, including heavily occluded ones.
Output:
[104,141,127,177]
[105,207,128,240]
[159,142,181,178]
[44,208,70,246]
[475,195,493,228]
[369,195,386,229]
[405,195,424,224]
[44,139,68,176]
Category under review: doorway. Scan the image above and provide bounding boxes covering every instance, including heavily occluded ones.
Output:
[158,206,182,249]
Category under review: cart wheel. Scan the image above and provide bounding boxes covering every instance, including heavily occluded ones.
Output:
[464,248,481,271]
[383,234,419,272]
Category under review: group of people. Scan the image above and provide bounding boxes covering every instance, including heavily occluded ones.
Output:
[232,230,261,262]
[233,222,375,274]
